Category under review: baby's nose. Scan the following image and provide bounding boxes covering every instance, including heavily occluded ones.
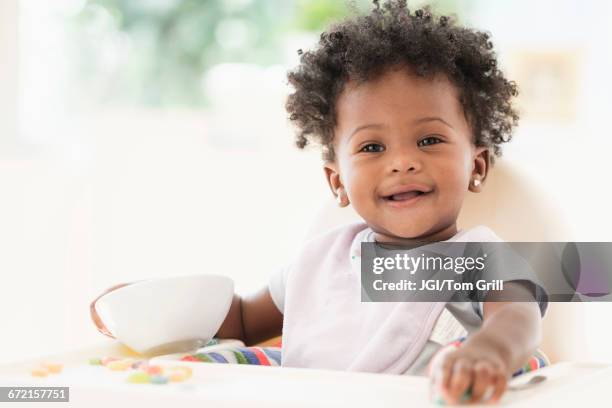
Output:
[390,152,422,173]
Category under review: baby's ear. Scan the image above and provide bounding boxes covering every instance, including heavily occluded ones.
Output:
[323,162,345,201]
[324,162,350,207]
[469,147,490,192]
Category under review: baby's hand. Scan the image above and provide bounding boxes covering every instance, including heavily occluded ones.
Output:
[430,341,510,405]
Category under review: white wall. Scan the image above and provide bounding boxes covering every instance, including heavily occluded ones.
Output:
[0,0,18,150]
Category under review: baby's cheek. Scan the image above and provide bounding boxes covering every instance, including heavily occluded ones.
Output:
[346,175,376,204]
[342,187,373,219]
[437,174,470,209]
[440,164,470,189]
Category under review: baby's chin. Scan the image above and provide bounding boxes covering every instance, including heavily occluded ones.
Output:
[369,222,434,243]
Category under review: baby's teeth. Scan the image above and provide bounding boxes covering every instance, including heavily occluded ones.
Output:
[392,191,420,201]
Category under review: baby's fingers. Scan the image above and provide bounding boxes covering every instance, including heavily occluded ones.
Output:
[469,361,495,403]
[487,372,508,404]
[445,357,473,404]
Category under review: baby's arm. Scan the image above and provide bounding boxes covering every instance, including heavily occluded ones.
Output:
[434,281,542,404]
[214,286,283,345]
[90,284,283,346]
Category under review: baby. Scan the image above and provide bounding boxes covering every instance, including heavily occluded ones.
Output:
[91,1,546,404]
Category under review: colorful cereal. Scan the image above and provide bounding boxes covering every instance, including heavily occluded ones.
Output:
[171,366,192,377]
[145,365,163,375]
[131,361,147,370]
[89,358,103,365]
[41,362,63,374]
[31,368,49,377]
[127,372,150,384]
[167,366,192,382]
[101,356,119,366]
[107,360,131,371]
[150,375,169,384]
[87,356,192,385]
[168,371,187,382]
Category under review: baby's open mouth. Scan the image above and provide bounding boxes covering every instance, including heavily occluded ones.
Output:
[385,191,426,201]
[380,184,433,204]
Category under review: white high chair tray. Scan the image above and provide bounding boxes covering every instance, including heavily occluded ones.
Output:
[0,340,609,407]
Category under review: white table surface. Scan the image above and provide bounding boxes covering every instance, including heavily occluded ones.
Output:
[0,340,610,407]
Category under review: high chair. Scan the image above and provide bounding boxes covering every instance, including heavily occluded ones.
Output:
[301,160,571,363]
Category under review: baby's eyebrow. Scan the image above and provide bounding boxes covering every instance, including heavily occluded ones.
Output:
[349,123,385,139]
[349,116,454,140]
[412,116,454,129]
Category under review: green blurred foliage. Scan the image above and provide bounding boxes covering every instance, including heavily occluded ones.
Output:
[75,0,294,106]
[293,0,369,31]
[72,0,468,107]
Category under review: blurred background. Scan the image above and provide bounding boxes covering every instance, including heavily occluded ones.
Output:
[1,0,611,364]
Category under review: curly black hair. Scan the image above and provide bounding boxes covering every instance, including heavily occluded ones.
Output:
[285,0,519,164]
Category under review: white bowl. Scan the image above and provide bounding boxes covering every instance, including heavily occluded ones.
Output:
[95,274,234,354]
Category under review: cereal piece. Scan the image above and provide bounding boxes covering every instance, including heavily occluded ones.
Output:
[175,366,193,377]
[107,360,131,371]
[168,371,187,382]
[127,372,150,384]
[101,357,119,366]
[89,358,103,365]
[167,366,192,382]
[41,362,63,374]
[146,365,163,375]
[31,367,49,377]
[131,360,147,370]
[150,375,169,385]
[122,358,136,368]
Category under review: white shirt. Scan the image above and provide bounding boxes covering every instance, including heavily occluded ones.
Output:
[268,223,547,375]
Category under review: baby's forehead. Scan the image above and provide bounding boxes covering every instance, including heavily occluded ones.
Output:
[341,67,459,101]
[335,68,467,132]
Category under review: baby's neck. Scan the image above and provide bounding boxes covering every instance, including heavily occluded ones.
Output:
[372,223,458,246]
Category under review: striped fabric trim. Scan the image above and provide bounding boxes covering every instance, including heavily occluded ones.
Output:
[180,339,549,377]
[180,346,282,366]
[237,348,260,364]
[250,347,271,366]
[207,352,229,363]
[262,348,282,365]
[512,348,550,376]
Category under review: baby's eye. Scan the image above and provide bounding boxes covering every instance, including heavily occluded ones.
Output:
[359,143,385,153]
[418,136,442,147]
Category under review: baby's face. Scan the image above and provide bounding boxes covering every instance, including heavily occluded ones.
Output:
[326,66,488,243]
